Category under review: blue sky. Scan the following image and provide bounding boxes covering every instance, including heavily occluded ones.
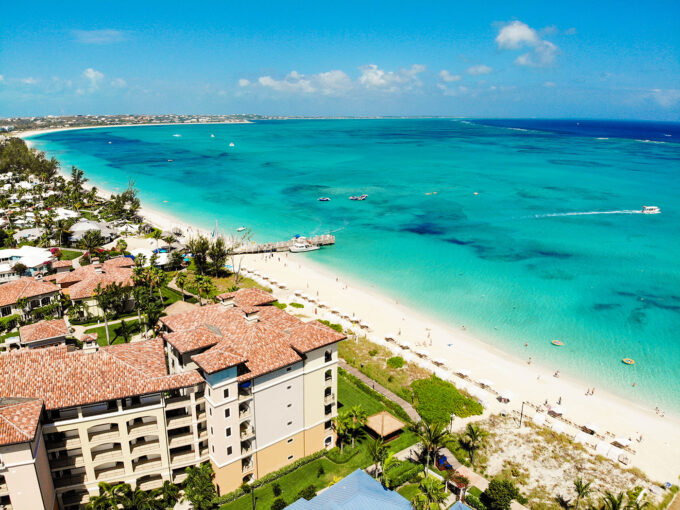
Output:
[1,1,679,119]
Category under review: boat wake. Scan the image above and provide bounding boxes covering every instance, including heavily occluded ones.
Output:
[529,210,643,219]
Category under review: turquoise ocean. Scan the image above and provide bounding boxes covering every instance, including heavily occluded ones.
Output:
[27,119,680,412]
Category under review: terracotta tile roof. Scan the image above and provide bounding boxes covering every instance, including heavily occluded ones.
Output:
[81,332,98,342]
[160,288,345,378]
[51,260,73,268]
[0,340,203,410]
[104,257,135,268]
[216,287,277,307]
[0,277,60,307]
[57,258,134,300]
[0,398,43,446]
[20,319,69,344]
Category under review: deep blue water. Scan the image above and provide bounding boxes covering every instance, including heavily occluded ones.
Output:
[28,119,680,412]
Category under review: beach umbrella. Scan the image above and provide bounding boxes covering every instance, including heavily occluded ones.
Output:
[330,307,341,315]
[415,348,429,358]
[455,368,471,378]
[478,378,494,388]
[433,357,447,366]
[359,321,369,329]
[550,404,566,416]
[612,437,632,448]
[583,423,600,434]
[532,413,546,426]
[606,445,624,461]
[293,290,303,296]
[317,301,328,308]
[551,421,566,434]
[499,390,514,402]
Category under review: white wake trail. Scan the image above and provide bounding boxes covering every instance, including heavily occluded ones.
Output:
[530,210,642,219]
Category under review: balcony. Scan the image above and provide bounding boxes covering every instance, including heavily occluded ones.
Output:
[81,401,117,418]
[54,474,87,489]
[324,392,336,405]
[50,455,85,471]
[128,421,158,437]
[241,458,254,473]
[88,427,120,443]
[170,450,196,466]
[196,410,206,422]
[0,481,9,496]
[166,414,192,429]
[137,476,164,491]
[173,471,188,484]
[61,492,90,507]
[238,387,253,401]
[165,395,191,411]
[240,440,254,455]
[130,439,160,457]
[132,457,163,474]
[95,463,125,481]
[168,431,194,449]
[240,426,255,441]
[46,436,81,452]
[238,404,251,420]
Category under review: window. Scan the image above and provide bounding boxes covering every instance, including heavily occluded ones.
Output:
[207,388,211,397]
[210,426,213,435]
[287,421,292,426]
[287,438,293,444]
[1,306,10,317]
[226,427,232,437]
[287,455,294,460]
[287,403,292,408]
[227,446,232,455]
[223,388,229,399]
[209,408,212,416]
[212,445,215,453]
[324,350,332,362]
[286,367,292,372]
[325,420,332,430]
[287,385,292,390]
[224,408,231,419]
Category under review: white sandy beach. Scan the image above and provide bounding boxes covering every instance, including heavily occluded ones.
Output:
[16,129,680,482]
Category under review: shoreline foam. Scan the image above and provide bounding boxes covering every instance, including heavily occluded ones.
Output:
[17,127,680,482]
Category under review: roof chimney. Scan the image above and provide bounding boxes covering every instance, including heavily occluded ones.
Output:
[220,296,235,308]
[244,310,259,323]
[94,264,103,274]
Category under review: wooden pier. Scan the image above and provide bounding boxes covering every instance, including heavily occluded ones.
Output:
[232,234,335,254]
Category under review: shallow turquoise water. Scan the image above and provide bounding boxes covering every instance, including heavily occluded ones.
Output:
[28,119,680,411]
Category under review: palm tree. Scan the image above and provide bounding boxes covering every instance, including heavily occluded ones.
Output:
[175,272,187,301]
[459,423,487,467]
[574,478,593,510]
[195,275,215,306]
[93,283,114,345]
[116,238,128,253]
[346,405,368,448]
[412,420,452,473]
[555,495,574,510]
[413,477,447,509]
[54,219,71,247]
[157,480,180,508]
[79,229,104,258]
[151,229,163,251]
[441,469,454,494]
[152,267,168,305]
[332,412,351,454]
[367,438,389,483]
[602,492,626,510]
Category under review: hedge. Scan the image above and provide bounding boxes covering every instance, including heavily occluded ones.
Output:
[338,367,412,423]
[411,375,483,423]
[465,494,487,510]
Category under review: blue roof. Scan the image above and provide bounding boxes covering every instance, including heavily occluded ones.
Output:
[450,502,475,510]
[287,469,412,510]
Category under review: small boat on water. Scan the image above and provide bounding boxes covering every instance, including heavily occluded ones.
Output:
[236,227,246,232]
[349,194,368,201]
[289,237,320,253]
[622,358,635,365]
[173,134,181,137]
[318,197,331,202]
[229,142,235,147]
[210,134,215,138]
[551,340,564,346]
[641,205,660,214]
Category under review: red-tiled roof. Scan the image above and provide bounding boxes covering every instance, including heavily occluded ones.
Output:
[57,258,134,300]
[0,398,43,446]
[0,277,60,307]
[216,287,277,307]
[160,288,345,378]
[51,260,73,268]
[20,318,69,344]
[0,340,203,410]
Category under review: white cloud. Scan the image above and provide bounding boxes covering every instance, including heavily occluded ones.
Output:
[315,70,353,95]
[238,78,251,87]
[0,75,4,82]
[495,21,539,49]
[544,81,556,87]
[439,70,461,82]
[110,78,127,88]
[496,21,559,67]
[649,88,680,108]
[358,64,425,92]
[83,68,104,89]
[258,71,316,93]
[467,65,492,75]
[21,77,38,85]
[73,29,126,44]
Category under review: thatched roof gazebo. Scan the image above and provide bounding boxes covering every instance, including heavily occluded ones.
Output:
[365,411,405,442]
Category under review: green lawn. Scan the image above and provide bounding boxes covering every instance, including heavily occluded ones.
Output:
[161,285,198,305]
[219,372,419,509]
[84,319,140,346]
[398,482,420,501]
[58,249,83,261]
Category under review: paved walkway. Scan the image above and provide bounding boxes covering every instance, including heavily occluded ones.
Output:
[339,360,420,422]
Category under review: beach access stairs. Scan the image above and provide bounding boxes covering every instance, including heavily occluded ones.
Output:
[232,234,335,254]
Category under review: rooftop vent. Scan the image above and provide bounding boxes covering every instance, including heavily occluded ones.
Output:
[244,310,259,323]
[220,296,235,308]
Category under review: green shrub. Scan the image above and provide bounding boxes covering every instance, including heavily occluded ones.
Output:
[368,349,378,357]
[319,319,343,333]
[481,479,520,510]
[273,301,287,310]
[387,356,404,369]
[338,368,411,423]
[411,375,483,423]
[325,445,361,464]
[466,493,487,510]
[297,485,317,501]
[290,302,304,309]
[385,461,421,488]
[272,482,282,497]
[317,465,325,477]
[271,498,287,510]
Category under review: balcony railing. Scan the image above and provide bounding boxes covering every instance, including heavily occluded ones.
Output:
[53,474,87,489]
[50,455,85,471]
[130,440,160,457]
[241,461,254,473]
[238,388,253,401]
[170,450,196,466]
[88,428,120,443]
[324,393,336,404]
[165,395,191,411]
[173,472,188,484]
[239,406,251,419]
[168,432,194,449]
[132,458,163,473]
[61,492,90,507]
[95,465,125,481]
[0,482,9,497]
[46,436,81,451]
[166,414,192,429]
[240,427,255,441]
[138,477,164,491]
[128,421,158,436]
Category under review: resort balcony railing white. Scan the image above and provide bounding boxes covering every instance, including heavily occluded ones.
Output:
[88,428,120,443]
[0,481,9,497]
[166,414,192,429]
[132,458,163,474]
[170,450,197,466]
[138,477,164,491]
[238,389,253,401]
[46,435,81,451]
[95,465,125,481]
[324,393,336,404]
[90,446,124,464]
[165,395,192,411]
[53,474,88,489]
[168,431,195,449]
[241,461,254,473]
[128,421,158,436]
[130,440,161,457]
[61,492,90,508]
[50,455,85,471]
[240,427,255,440]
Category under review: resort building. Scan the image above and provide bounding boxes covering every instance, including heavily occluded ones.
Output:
[51,257,135,318]
[159,287,346,495]
[0,246,55,282]
[0,340,204,510]
[19,318,70,348]
[0,277,61,320]
[0,288,346,507]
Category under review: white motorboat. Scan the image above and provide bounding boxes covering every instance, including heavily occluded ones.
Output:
[641,205,660,214]
[236,227,246,232]
[229,142,235,147]
[289,237,320,253]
